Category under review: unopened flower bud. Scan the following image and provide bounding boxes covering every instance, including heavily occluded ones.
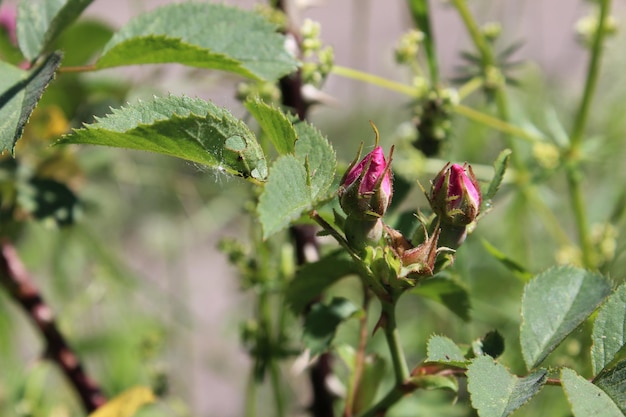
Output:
[339,145,393,220]
[429,163,481,226]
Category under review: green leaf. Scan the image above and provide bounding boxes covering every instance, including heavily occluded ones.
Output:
[59,95,268,181]
[482,239,532,282]
[520,266,612,370]
[257,121,335,238]
[483,148,511,204]
[561,368,623,417]
[258,155,310,237]
[244,98,297,155]
[96,3,297,81]
[303,297,359,356]
[594,359,626,413]
[293,121,336,200]
[467,355,547,417]
[426,335,468,367]
[0,51,62,154]
[17,0,93,61]
[592,283,626,375]
[412,276,471,321]
[286,250,358,314]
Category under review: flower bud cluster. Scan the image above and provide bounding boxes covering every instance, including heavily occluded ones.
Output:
[298,19,334,88]
[235,81,282,104]
[481,22,502,42]
[338,123,484,291]
[576,14,618,47]
[394,29,425,65]
[412,88,458,157]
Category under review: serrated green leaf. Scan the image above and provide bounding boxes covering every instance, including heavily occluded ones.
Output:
[59,95,268,181]
[258,155,310,237]
[467,355,547,417]
[592,284,626,375]
[257,121,335,238]
[96,3,297,81]
[17,0,93,61]
[303,297,359,356]
[245,98,297,155]
[561,368,622,417]
[483,149,511,204]
[520,266,612,370]
[286,250,358,314]
[0,51,62,154]
[412,277,471,321]
[426,335,468,367]
[294,121,336,200]
[594,359,626,413]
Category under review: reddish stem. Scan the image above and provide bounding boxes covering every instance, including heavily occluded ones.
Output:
[0,240,106,413]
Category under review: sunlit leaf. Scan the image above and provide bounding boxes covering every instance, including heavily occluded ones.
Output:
[245,98,297,155]
[59,95,268,182]
[594,359,626,413]
[561,368,622,417]
[426,334,468,367]
[96,3,297,81]
[17,0,93,60]
[520,266,611,369]
[467,355,546,417]
[591,283,626,375]
[0,51,62,154]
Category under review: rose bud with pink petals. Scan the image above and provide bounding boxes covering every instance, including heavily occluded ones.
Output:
[429,163,481,227]
[339,145,393,220]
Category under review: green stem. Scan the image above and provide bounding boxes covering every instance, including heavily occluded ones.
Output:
[407,0,439,85]
[332,65,419,97]
[269,359,285,417]
[570,0,611,149]
[457,76,483,100]
[380,300,410,385]
[358,384,409,417]
[453,104,542,143]
[450,0,494,65]
[566,165,595,268]
[258,289,285,417]
[245,370,257,417]
[344,285,371,416]
[564,0,611,269]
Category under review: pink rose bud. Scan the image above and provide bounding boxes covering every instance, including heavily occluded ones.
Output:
[429,163,481,226]
[339,145,393,220]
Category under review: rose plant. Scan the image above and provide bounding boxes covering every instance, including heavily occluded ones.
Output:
[0,0,624,417]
